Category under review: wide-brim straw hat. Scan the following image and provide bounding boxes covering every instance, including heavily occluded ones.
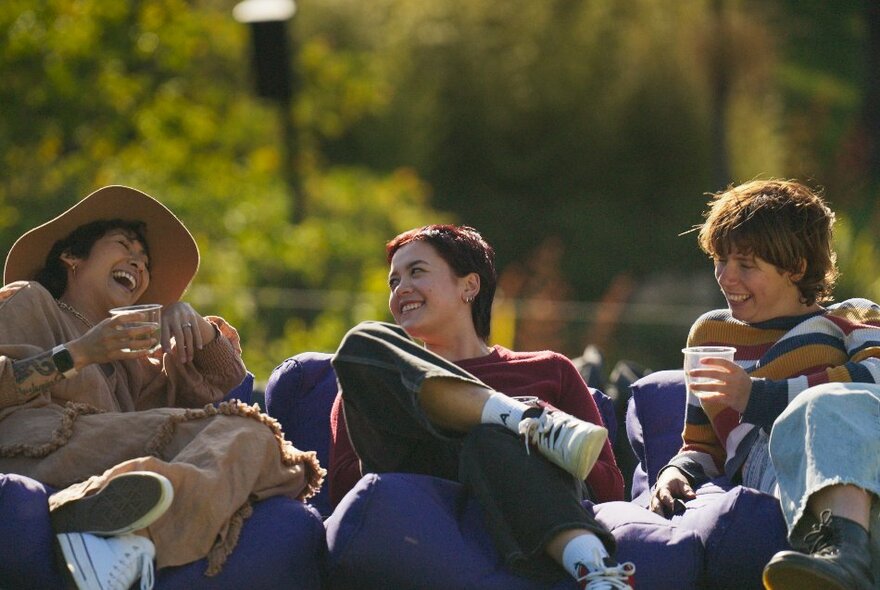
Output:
[4,185,199,307]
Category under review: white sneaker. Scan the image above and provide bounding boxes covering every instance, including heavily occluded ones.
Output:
[57,532,156,590]
[576,551,636,589]
[518,409,608,480]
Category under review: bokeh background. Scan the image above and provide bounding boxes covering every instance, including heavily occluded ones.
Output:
[2,0,879,386]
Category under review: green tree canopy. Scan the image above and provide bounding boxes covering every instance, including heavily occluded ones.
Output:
[0,0,447,378]
[2,0,877,377]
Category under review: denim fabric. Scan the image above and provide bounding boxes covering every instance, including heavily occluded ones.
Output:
[741,430,779,496]
[770,382,880,582]
[332,321,613,581]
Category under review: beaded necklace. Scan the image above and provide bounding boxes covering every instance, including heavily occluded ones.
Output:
[56,300,95,328]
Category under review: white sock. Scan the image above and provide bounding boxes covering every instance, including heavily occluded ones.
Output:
[480,392,531,431]
[561,533,609,578]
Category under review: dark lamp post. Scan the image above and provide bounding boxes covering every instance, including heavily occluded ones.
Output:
[234,0,305,222]
[233,0,296,101]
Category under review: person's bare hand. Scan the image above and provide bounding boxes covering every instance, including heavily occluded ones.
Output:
[649,466,695,518]
[66,315,158,368]
[161,302,214,363]
[687,358,752,414]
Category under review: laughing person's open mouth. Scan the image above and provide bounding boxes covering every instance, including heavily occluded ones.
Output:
[112,269,138,292]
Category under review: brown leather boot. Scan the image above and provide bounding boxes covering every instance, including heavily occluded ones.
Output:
[762,510,874,590]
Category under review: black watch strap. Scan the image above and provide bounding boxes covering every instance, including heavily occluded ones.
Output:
[51,345,78,379]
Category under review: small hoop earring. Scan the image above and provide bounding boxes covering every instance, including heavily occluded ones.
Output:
[466,296,474,304]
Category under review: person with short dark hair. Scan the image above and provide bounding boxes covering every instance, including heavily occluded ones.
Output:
[329,224,635,589]
[649,179,879,589]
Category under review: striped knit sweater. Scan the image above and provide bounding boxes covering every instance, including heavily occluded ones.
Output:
[668,297,880,485]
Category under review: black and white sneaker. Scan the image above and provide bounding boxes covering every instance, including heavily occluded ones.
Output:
[51,471,173,536]
[518,409,608,481]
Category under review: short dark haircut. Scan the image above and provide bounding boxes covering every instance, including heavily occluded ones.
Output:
[386,224,497,341]
[35,219,149,298]
[698,179,838,305]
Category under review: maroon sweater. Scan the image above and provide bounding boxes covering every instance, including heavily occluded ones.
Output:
[328,345,625,506]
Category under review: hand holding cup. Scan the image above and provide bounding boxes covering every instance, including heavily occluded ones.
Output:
[110,304,162,354]
[682,346,736,398]
[682,346,755,413]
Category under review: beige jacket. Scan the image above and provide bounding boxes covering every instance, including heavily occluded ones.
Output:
[0,282,323,572]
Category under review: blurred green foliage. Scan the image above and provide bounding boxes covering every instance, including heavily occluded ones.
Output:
[300,0,880,368]
[0,0,447,379]
[306,0,720,296]
[1,0,878,380]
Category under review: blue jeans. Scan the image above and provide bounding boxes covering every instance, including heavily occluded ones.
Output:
[770,382,880,580]
[332,321,615,581]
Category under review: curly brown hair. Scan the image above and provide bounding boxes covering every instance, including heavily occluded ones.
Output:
[697,179,838,305]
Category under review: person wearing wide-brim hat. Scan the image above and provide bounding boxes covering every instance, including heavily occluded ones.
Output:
[0,186,323,590]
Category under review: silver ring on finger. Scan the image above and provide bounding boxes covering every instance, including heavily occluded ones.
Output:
[182,322,192,329]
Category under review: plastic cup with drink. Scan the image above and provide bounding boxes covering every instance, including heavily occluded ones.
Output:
[110,304,162,353]
[682,346,736,398]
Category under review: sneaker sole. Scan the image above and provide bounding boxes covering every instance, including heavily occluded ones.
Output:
[51,471,173,536]
[763,553,853,590]
[571,425,607,480]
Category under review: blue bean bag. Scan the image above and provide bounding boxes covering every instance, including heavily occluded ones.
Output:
[0,473,327,589]
[627,370,791,589]
[0,373,328,590]
[266,354,697,589]
[265,352,618,519]
[626,370,687,503]
[266,352,338,517]
[265,355,790,589]
[325,472,702,590]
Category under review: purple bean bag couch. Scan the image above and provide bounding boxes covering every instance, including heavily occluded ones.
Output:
[624,370,791,589]
[266,353,340,518]
[264,352,618,519]
[0,373,328,590]
[265,355,791,589]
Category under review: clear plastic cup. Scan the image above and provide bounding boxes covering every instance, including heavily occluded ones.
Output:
[682,346,736,398]
[110,304,162,353]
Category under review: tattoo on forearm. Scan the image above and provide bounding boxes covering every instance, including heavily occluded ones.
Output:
[13,351,63,394]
